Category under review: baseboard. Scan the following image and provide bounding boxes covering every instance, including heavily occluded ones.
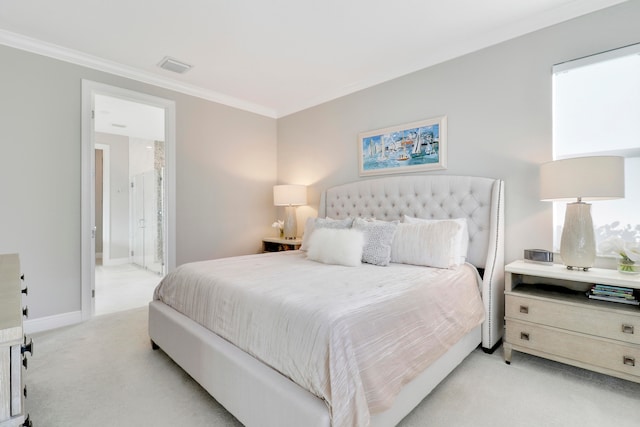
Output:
[24,310,83,334]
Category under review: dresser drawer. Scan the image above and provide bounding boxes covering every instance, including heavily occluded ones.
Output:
[506,319,640,378]
[506,293,640,345]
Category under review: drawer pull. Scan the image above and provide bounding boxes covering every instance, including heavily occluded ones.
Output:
[520,332,530,341]
[623,356,635,367]
[519,305,529,314]
[22,336,34,356]
[622,324,634,334]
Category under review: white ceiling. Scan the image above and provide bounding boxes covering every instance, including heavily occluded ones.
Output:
[95,95,165,141]
[0,0,627,118]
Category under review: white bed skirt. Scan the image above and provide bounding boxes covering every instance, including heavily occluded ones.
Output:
[149,300,481,427]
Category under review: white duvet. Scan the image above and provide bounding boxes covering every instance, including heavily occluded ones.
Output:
[153,251,484,427]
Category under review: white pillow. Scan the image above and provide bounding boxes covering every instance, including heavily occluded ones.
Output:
[403,215,469,265]
[352,218,398,266]
[300,217,354,251]
[390,221,464,269]
[306,228,364,267]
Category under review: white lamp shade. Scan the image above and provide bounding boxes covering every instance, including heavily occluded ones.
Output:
[273,184,307,206]
[540,156,625,202]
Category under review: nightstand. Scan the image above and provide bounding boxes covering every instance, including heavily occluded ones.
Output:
[504,260,640,383]
[262,237,302,252]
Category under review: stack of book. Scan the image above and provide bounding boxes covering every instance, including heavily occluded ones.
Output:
[587,284,639,306]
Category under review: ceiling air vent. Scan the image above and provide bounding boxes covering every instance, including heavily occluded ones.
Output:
[158,56,193,74]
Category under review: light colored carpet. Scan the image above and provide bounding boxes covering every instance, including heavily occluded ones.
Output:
[28,307,640,426]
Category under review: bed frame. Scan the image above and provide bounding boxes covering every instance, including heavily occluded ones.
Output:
[149,174,504,427]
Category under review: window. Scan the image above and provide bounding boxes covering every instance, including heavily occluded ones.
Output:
[552,43,640,252]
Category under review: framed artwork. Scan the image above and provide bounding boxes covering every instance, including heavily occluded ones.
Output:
[358,116,447,176]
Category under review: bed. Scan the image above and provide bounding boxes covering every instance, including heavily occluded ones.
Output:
[149,174,504,427]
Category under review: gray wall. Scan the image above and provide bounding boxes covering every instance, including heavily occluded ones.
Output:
[277,1,640,264]
[95,132,130,260]
[0,45,277,320]
[95,149,103,254]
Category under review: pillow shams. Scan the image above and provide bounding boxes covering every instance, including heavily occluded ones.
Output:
[390,221,464,269]
[300,217,354,251]
[306,228,364,267]
[352,218,398,266]
[403,215,469,264]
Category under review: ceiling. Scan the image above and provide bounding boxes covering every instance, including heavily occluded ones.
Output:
[94,95,165,141]
[0,0,627,118]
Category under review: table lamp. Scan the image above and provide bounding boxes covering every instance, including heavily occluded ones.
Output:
[540,156,624,270]
[273,184,307,239]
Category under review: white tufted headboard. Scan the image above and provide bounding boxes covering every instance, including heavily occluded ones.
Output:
[318,175,505,350]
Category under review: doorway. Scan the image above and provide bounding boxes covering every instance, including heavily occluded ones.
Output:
[93,131,165,315]
[81,81,176,320]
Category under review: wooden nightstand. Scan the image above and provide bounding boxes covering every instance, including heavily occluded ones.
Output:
[504,260,640,383]
[262,237,302,252]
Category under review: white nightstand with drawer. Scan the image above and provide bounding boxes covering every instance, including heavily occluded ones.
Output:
[504,260,640,383]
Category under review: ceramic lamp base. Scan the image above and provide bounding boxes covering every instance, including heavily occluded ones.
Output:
[283,206,297,239]
[560,202,595,270]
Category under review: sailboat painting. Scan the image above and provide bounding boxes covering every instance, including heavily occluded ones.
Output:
[358,116,447,176]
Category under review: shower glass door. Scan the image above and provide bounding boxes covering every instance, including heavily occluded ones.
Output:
[131,168,164,274]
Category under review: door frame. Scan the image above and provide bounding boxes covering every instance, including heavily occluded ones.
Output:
[81,80,176,320]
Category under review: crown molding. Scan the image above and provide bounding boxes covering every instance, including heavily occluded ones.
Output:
[0,29,277,118]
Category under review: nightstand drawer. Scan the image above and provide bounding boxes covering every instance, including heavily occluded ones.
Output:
[506,319,640,378]
[506,293,640,345]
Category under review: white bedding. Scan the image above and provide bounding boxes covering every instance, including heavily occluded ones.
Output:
[153,251,485,427]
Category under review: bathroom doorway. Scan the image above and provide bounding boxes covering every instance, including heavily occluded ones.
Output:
[81,81,176,319]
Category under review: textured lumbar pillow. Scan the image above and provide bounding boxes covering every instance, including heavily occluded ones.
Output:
[306,228,364,267]
[352,218,398,266]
